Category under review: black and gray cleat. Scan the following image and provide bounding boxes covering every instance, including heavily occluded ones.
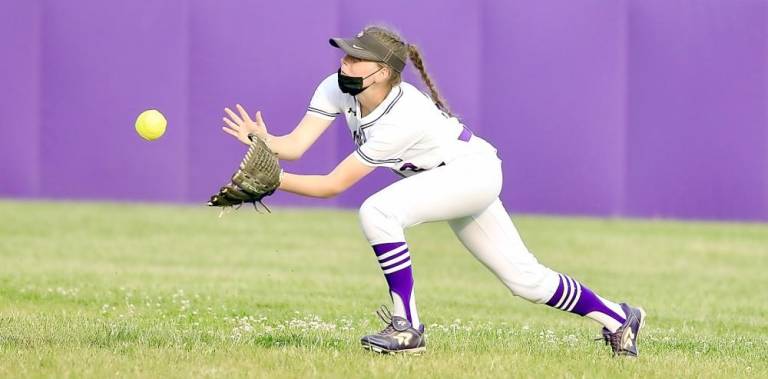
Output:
[360,306,426,354]
[600,303,647,357]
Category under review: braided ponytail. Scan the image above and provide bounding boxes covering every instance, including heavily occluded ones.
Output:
[407,43,452,117]
[363,25,453,117]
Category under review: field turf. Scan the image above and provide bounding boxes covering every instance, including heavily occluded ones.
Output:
[0,200,766,378]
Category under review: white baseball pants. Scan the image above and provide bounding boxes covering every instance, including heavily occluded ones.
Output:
[358,143,560,304]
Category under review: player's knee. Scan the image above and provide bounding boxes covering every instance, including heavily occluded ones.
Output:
[507,285,549,304]
[359,195,400,240]
[359,196,387,226]
[500,267,559,304]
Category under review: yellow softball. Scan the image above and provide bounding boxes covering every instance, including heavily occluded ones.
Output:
[135,109,167,141]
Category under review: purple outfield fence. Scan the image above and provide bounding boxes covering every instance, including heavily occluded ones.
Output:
[1,0,766,221]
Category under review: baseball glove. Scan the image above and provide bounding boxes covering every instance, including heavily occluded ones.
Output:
[208,134,281,211]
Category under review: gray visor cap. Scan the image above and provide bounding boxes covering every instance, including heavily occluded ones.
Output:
[329,32,406,73]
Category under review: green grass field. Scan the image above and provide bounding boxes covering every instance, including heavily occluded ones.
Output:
[1,200,766,378]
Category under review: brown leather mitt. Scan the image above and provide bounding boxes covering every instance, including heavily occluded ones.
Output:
[208,134,281,211]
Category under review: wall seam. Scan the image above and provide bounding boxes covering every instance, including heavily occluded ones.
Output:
[182,1,191,203]
[619,0,630,217]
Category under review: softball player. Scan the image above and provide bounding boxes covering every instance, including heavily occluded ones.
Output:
[222,26,645,356]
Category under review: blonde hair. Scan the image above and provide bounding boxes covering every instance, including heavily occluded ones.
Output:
[364,26,453,117]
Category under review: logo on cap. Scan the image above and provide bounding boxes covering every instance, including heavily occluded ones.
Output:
[351,44,365,50]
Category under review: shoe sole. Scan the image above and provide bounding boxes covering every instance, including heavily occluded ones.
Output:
[361,343,426,355]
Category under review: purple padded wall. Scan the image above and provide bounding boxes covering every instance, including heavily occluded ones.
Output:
[482,0,628,216]
[1,0,766,221]
[626,0,768,219]
[39,0,190,201]
[0,0,41,197]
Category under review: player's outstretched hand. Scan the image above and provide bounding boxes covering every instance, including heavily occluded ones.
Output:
[222,104,269,145]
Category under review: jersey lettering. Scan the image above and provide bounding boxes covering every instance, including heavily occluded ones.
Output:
[353,129,366,146]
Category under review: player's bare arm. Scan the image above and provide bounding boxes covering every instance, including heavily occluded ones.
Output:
[222,104,333,161]
[279,153,375,198]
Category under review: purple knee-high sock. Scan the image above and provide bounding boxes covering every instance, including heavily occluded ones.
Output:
[546,273,626,327]
[373,242,420,328]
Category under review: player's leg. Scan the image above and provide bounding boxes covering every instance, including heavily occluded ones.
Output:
[358,154,502,352]
[447,198,645,355]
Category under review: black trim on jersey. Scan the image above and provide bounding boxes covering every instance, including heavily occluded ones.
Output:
[355,147,403,165]
[360,87,403,130]
[307,107,340,118]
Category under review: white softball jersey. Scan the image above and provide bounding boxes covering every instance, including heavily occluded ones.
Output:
[306,73,497,177]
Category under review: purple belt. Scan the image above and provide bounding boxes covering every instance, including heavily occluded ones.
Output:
[435,126,474,168]
[458,125,473,142]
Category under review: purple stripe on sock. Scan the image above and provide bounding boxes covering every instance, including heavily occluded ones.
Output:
[385,265,414,322]
[371,241,417,325]
[382,257,410,270]
[562,276,578,310]
[373,242,405,256]
[563,279,581,310]
[546,273,626,324]
[550,274,573,309]
[379,249,409,266]
[570,286,625,323]
[546,275,565,307]
[558,276,572,309]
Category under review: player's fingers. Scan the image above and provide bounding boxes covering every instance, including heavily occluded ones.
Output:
[222,117,240,130]
[236,104,253,123]
[221,126,239,138]
[224,107,243,125]
[255,111,265,126]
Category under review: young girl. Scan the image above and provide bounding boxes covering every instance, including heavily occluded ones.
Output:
[221,26,645,356]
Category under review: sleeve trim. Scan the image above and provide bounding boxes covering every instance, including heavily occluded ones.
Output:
[307,107,340,118]
[353,151,378,167]
[355,147,403,165]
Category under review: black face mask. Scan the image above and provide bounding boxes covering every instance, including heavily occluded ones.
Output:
[337,67,383,96]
